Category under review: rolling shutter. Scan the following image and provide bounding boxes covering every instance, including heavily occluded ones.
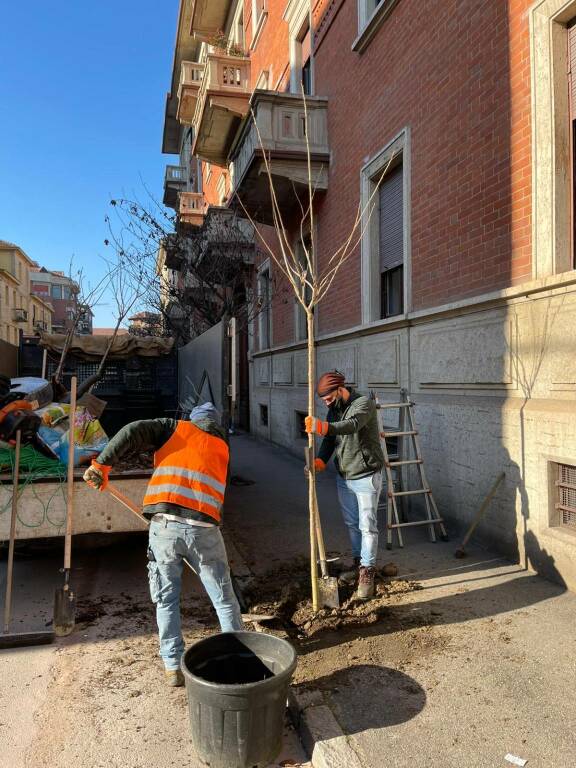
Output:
[379,163,404,273]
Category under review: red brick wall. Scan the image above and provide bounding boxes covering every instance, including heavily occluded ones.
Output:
[311,0,533,332]
[203,0,535,345]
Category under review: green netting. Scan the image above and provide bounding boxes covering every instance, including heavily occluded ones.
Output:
[0,445,68,530]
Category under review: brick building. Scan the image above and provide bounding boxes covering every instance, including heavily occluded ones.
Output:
[29,267,92,335]
[162,0,576,589]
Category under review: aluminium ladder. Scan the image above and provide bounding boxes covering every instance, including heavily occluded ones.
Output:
[375,392,448,548]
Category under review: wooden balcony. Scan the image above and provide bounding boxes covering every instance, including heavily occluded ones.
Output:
[178,192,206,229]
[192,52,251,167]
[176,61,204,125]
[228,92,330,225]
[163,165,187,208]
[190,0,235,40]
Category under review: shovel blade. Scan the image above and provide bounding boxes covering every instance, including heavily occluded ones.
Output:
[53,587,76,637]
[317,576,340,609]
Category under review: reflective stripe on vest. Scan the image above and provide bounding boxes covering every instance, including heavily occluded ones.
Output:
[143,421,229,522]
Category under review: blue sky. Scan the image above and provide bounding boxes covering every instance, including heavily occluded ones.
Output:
[0,1,177,326]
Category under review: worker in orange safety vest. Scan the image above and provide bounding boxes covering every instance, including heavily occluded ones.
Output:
[83,402,243,687]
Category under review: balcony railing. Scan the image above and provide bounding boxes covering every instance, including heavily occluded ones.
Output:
[228,92,330,224]
[179,192,206,228]
[177,61,204,125]
[192,51,251,166]
[163,164,187,208]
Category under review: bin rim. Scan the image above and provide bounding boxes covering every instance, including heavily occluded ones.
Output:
[180,630,297,692]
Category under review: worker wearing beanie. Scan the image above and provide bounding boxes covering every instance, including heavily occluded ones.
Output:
[305,371,384,599]
[82,402,243,687]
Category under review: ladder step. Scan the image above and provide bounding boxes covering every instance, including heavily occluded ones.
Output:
[387,459,423,467]
[388,518,444,529]
[381,430,418,437]
[390,488,430,497]
[376,402,413,409]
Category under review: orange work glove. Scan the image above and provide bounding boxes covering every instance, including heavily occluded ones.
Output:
[304,458,326,477]
[304,416,329,436]
[83,461,111,491]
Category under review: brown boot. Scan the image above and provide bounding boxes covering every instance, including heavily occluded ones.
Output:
[357,566,376,600]
[339,557,360,585]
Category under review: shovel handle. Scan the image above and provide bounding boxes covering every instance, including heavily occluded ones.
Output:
[304,447,329,578]
[64,377,77,572]
[3,430,21,633]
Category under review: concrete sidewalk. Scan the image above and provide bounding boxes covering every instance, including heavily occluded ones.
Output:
[226,433,576,768]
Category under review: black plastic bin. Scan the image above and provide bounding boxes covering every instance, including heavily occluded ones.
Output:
[181,631,297,768]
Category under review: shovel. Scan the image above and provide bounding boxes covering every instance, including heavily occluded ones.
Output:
[0,431,55,649]
[105,484,272,623]
[54,376,77,636]
[306,448,340,609]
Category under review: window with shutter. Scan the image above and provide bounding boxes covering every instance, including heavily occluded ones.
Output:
[378,162,404,318]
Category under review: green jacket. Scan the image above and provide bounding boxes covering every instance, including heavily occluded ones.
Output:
[96,417,227,525]
[317,390,384,480]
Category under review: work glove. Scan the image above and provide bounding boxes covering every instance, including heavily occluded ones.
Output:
[304,458,326,477]
[83,461,111,491]
[304,416,329,436]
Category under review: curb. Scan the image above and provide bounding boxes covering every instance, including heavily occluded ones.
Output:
[222,530,361,766]
[288,688,365,768]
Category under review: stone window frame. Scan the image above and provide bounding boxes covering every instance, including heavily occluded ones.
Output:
[250,0,268,51]
[531,0,576,277]
[360,126,411,325]
[352,0,401,54]
[283,0,313,95]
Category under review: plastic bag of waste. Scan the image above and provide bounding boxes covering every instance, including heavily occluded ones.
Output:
[36,405,108,466]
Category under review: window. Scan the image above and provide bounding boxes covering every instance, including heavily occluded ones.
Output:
[378,163,404,318]
[300,25,312,95]
[360,128,409,323]
[555,463,576,530]
[531,1,576,277]
[51,284,62,299]
[235,9,245,50]
[259,404,268,426]
[251,0,267,49]
[295,411,307,439]
[353,0,398,54]
[255,69,270,90]
[295,235,312,341]
[63,286,71,299]
[216,173,227,205]
[257,264,271,350]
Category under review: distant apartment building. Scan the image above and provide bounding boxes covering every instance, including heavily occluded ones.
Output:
[29,267,92,334]
[161,1,576,590]
[0,240,54,345]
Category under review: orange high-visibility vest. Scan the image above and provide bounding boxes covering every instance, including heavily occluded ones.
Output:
[143,421,229,523]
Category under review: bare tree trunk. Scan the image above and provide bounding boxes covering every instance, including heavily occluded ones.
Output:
[307,308,319,612]
[76,317,123,398]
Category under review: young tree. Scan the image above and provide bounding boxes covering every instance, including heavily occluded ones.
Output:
[52,262,113,386]
[236,92,396,611]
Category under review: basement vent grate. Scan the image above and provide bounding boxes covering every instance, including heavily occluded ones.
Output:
[556,463,576,529]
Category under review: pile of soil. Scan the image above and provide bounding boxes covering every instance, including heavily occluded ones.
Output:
[245,557,422,638]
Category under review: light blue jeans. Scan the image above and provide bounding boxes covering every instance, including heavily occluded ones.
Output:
[147,518,243,670]
[336,472,383,568]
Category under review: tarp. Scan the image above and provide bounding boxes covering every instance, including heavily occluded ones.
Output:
[39,331,174,360]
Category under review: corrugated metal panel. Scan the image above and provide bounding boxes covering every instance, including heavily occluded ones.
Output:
[379,164,404,272]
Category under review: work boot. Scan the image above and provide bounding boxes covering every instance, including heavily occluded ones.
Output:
[165,669,185,687]
[339,557,360,585]
[357,566,376,600]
